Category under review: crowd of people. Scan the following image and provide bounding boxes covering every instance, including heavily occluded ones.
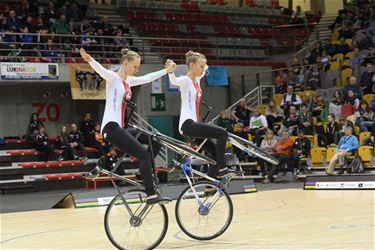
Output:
[0,0,134,62]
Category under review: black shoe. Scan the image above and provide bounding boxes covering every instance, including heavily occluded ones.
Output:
[83,166,101,179]
[217,167,243,178]
[145,194,172,205]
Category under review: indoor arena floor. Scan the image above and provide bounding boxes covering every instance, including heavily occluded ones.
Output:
[1,188,374,249]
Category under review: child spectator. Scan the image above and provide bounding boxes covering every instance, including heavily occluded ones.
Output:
[35,125,53,162]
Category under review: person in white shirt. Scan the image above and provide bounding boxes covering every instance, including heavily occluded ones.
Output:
[80,47,174,204]
[248,107,268,146]
[280,85,302,116]
[168,51,233,178]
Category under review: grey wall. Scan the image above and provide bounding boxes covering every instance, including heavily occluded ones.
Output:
[0,64,271,137]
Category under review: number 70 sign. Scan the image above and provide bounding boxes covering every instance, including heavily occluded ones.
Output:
[32,103,61,123]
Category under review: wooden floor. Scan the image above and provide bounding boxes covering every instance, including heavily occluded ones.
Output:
[1,188,374,249]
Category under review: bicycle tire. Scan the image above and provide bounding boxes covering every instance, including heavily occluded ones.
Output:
[175,181,233,240]
[228,133,279,165]
[104,190,168,250]
[156,135,217,165]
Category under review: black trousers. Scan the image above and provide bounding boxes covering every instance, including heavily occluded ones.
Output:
[36,143,53,162]
[102,122,157,194]
[181,119,227,178]
[268,153,290,181]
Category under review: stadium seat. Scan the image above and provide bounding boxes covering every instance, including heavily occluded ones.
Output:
[345,39,352,46]
[329,61,340,71]
[359,132,371,145]
[273,94,283,106]
[363,94,375,107]
[339,68,353,85]
[332,53,344,61]
[345,51,355,59]
[354,126,360,136]
[310,147,326,166]
[358,146,374,166]
[326,147,336,162]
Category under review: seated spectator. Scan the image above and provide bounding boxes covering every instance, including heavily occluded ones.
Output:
[81,29,98,52]
[56,125,68,148]
[303,91,315,112]
[64,123,87,160]
[326,126,358,175]
[306,65,321,90]
[265,99,283,133]
[312,95,326,119]
[258,130,278,177]
[290,129,311,174]
[349,48,361,68]
[98,16,113,36]
[360,63,375,95]
[336,37,350,54]
[274,70,288,94]
[217,111,233,132]
[247,107,268,146]
[338,23,355,40]
[289,5,307,25]
[362,122,375,146]
[52,14,69,34]
[23,15,35,33]
[231,98,251,126]
[283,105,300,136]
[66,2,83,31]
[80,112,96,146]
[28,112,44,140]
[280,85,302,116]
[45,1,57,24]
[311,41,323,56]
[355,31,374,51]
[32,15,44,30]
[290,57,302,76]
[317,113,341,147]
[113,29,130,51]
[299,104,313,135]
[361,47,375,66]
[93,123,109,156]
[17,0,31,21]
[303,57,312,72]
[343,76,362,100]
[264,130,294,183]
[344,90,360,110]
[355,100,374,131]
[19,25,34,56]
[325,40,337,56]
[7,10,21,31]
[41,39,60,61]
[332,90,343,105]
[35,125,53,162]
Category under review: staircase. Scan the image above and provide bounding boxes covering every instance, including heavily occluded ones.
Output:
[91,4,163,63]
[307,14,337,44]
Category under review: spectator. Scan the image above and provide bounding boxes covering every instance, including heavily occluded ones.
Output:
[317,113,341,147]
[113,29,130,51]
[283,105,300,135]
[326,126,358,175]
[338,23,355,40]
[104,146,121,174]
[19,25,34,56]
[80,17,93,34]
[85,6,99,21]
[290,5,307,25]
[336,37,350,54]
[45,1,57,24]
[98,16,113,36]
[362,122,375,146]
[280,85,302,116]
[17,0,31,21]
[265,99,283,133]
[117,21,130,35]
[349,48,361,68]
[0,14,8,31]
[231,98,251,126]
[247,107,268,146]
[81,29,98,52]
[41,39,60,61]
[344,90,360,110]
[306,65,321,90]
[217,111,233,132]
[28,112,44,139]
[66,2,83,29]
[23,15,35,33]
[258,130,278,177]
[303,91,315,111]
[290,129,311,174]
[332,90,343,105]
[32,15,44,31]
[299,104,313,135]
[7,10,21,31]
[93,123,109,156]
[80,112,96,146]
[342,76,362,99]
[65,123,87,160]
[360,63,375,94]
[355,100,374,131]
[325,39,337,56]
[264,130,294,183]
[274,70,288,94]
[52,14,69,34]
[35,125,53,162]
[290,57,302,76]
[311,41,323,56]
[312,95,326,119]
[362,47,375,66]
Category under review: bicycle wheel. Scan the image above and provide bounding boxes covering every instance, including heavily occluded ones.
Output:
[156,135,217,165]
[104,190,168,250]
[175,181,233,240]
[228,133,279,165]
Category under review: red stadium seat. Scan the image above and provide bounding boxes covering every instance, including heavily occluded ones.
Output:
[127,10,136,20]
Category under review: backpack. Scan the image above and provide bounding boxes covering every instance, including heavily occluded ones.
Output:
[348,156,364,174]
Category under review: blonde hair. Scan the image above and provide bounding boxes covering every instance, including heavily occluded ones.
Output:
[185,51,206,66]
[120,48,140,63]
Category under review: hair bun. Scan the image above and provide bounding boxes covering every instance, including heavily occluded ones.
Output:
[121,48,130,55]
[185,50,195,57]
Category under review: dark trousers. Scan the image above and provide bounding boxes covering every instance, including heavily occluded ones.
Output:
[36,143,53,162]
[317,132,339,147]
[64,143,87,160]
[249,129,265,147]
[181,119,227,178]
[268,153,290,181]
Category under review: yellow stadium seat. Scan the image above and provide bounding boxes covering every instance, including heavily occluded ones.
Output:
[305,135,314,145]
[290,136,298,142]
[273,94,284,107]
[359,132,371,145]
[332,53,344,61]
[312,117,318,126]
[345,51,355,59]
[338,68,353,85]
[354,126,360,136]
[310,147,326,166]
[363,94,375,107]
[258,105,267,115]
[342,60,350,67]
[326,147,336,162]
[358,146,374,166]
[329,61,340,71]
[345,39,352,46]
[247,134,253,141]
[313,134,319,147]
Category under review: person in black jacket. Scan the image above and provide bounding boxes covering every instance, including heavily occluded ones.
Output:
[64,123,87,160]
[362,122,375,146]
[80,112,96,146]
[35,125,53,162]
[290,129,311,174]
[28,113,44,140]
[317,114,341,147]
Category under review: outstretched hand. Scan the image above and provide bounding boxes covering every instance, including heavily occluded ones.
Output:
[79,48,92,63]
[165,59,177,74]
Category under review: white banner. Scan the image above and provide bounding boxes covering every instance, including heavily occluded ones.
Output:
[315,181,375,189]
[0,62,59,80]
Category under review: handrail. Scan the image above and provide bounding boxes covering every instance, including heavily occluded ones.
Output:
[272,22,318,28]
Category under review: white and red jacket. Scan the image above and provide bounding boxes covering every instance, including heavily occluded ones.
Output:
[168,70,206,133]
[89,59,167,132]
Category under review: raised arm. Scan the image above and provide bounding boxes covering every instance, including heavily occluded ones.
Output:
[80,48,114,82]
[168,72,187,87]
